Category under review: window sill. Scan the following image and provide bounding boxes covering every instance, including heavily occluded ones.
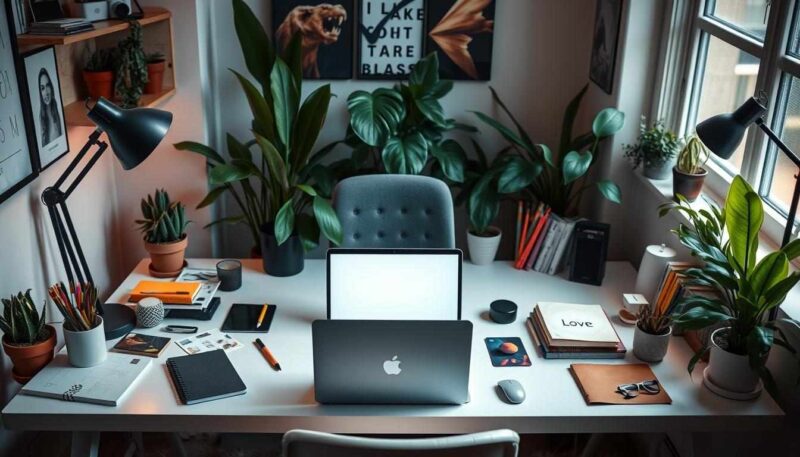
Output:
[632,170,800,321]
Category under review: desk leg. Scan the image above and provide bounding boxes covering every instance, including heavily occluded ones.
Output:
[71,431,100,457]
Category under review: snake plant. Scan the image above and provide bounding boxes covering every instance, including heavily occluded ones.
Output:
[0,291,48,346]
[136,189,190,244]
[676,134,709,175]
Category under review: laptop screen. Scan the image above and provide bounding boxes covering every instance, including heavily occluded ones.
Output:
[327,249,462,320]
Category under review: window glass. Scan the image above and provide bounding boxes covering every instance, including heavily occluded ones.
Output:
[708,0,769,40]
[789,2,800,55]
[768,76,800,213]
[694,34,760,172]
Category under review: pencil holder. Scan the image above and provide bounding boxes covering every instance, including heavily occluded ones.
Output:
[136,297,164,328]
[63,316,107,367]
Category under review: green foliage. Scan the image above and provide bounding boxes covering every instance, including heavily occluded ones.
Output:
[174,0,341,253]
[340,53,473,178]
[85,48,114,72]
[660,176,800,397]
[473,85,625,217]
[0,291,48,346]
[136,189,190,244]
[114,21,149,108]
[624,117,681,170]
[676,134,709,174]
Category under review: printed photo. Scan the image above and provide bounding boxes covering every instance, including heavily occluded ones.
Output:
[590,0,623,94]
[22,46,68,169]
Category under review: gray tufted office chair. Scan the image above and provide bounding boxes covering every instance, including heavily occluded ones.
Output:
[282,429,520,457]
[332,175,455,248]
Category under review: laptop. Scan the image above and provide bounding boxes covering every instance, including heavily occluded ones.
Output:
[313,320,472,404]
[326,248,462,320]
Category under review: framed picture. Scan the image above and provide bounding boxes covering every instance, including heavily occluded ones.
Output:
[357,0,425,80]
[21,45,68,170]
[589,0,623,94]
[425,0,495,81]
[0,0,37,206]
[272,0,354,79]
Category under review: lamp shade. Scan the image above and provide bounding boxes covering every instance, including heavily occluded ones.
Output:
[695,97,766,160]
[87,97,173,170]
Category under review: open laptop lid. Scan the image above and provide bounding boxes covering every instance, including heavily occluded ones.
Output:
[326,248,462,320]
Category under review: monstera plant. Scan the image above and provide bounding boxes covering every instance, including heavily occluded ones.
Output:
[175,0,341,276]
[336,53,472,181]
[474,85,625,217]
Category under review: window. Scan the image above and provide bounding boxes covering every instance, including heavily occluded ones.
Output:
[663,0,800,244]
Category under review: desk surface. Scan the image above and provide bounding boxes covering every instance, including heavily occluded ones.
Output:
[1,259,784,434]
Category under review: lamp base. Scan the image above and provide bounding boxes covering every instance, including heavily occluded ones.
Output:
[101,303,136,340]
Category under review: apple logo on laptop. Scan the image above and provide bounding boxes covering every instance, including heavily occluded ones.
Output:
[383,355,402,375]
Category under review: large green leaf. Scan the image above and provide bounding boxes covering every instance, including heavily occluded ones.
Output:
[561,150,592,184]
[559,84,588,155]
[274,200,295,245]
[725,176,763,274]
[281,32,303,91]
[415,96,446,127]
[296,213,320,252]
[473,111,530,152]
[749,252,789,302]
[197,186,227,209]
[174,141,225,164]
[382,132,428,175]
[596,179,622,204]
[497,157,542,194]
[270,58,299,150]
[592,108,625,138]
[253,133,289,194]
[209,163,252,185]
[409,53,439,91]
[204,215,246,229]
[232,0,273,93]
[468,174,499,234]
[763,273,800,311]
[487,87,535,148]
[347,89,405,147]
[291,85,332,169]
[781,238,800,261]
[673,307,730,330]
[313,196,343,246]
[231,69,275,141]
[540,144,555,167]
[429,139,466,183]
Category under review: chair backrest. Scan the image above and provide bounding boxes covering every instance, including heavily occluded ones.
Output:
[332,175,455,248]
[282,429,519,457]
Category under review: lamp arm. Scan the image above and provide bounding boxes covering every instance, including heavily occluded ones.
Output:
[52,128,104,192]
[756,119,800,168]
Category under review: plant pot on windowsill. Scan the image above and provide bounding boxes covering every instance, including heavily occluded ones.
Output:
[144,59,166,94]
[467,226,502,266]
[2,325,57,384]
[260,223,304,277]
[704,327,763,399]
[643,160,674,180]
[633,324,672,363]
[672,166,707,202]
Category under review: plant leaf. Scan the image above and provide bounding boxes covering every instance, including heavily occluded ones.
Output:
[497,156,542,194]
[429,139,466,183]
[313,196,343,246]
[253,133,289,195]
[409,52,439,90]
[274,200,295,245]
[473,111,531,152]
[382,132,428,175]
[232,0,273,93]
[203,215,246,229]
[725,176,763,275]
[487,86,535,148]
[592,108,625,137]
[296,213,320,252]
[292,84,332,170]
[561,150,592,184]
[197,186,227,209]
[231,69,275,141]
[596,179,622,204]
[415,96,446,127]
[749,252,789,302]
[347,88,405,147]
[540,144,555,167]
[174,141,225,164]
[673,307,730,330]
[559,84,588,155]
[781,238,800,261]
[468,174,499,234]
[270,58,299,150]
[208,163,252,185]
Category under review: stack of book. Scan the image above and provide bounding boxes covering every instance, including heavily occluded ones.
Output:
[526,302,626,359]
[513,201,580,274]
[129,267,221,311]
[28,18,94,35]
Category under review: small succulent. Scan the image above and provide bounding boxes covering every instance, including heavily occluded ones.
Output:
[624,117,682,170]
[85,48,114,72]
[676,134,710,175]
[136,189,190,244]
[0,290,49,346]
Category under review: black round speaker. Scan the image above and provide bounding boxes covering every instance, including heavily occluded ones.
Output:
[490,299,517,324]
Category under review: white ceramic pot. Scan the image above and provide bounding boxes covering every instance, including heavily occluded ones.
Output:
[63,316,107,368]
[467,227,501,265]
[633,325,672,363]
[706,327,761,394]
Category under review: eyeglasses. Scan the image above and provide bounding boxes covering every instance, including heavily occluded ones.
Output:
[615,380,660,399]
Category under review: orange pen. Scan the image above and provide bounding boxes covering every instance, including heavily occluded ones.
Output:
[255,338,281,371]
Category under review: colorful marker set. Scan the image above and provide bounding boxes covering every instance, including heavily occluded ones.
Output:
[48,282,99,331]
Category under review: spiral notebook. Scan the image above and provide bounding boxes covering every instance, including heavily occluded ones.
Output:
[166,349,246,405]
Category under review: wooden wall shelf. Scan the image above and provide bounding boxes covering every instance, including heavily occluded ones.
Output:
[65,87,176,127]
[17,8,171,46]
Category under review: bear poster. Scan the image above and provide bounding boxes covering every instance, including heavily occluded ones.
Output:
[358,0,425,79]
[425,0,495,81]
[272,1,354,79]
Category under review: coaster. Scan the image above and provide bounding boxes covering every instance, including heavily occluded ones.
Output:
[702,367,762,401]
[618,308,638,325]
[485,337,531,367]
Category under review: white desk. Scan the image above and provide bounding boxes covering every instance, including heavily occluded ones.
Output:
[2,260,784,438]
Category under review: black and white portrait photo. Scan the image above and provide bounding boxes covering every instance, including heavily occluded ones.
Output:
[590,0,622,94]
[23,46,68,169]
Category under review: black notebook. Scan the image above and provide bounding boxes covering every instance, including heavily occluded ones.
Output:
[166,349,246,405]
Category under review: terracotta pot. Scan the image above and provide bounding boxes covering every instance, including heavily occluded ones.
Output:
[144,235,188,274]
[467,227,502,265]
[672,166,707,202]
[82,70,114,100]
[144,60,166,94]
[2,325,57,384]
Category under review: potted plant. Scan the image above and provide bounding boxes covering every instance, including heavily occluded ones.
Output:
[0,291,56,384]
[136,189,191,277]
[114,20,148,108]
[175,0,342,275]
[144,52,166,95]
[49,283,106,368]
[83,48,115,100]
[624,118,681,180]
[661,176,800,399]
[633,302,673,363]
[672,134,709,202]
[473,85,625,217]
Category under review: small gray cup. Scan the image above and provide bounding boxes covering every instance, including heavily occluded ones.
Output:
[63,316,108,368]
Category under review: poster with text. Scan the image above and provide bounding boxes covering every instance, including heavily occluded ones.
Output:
[0,0,35,206]
[358,0,425,80]
[272,0,354,79]
[425,0,495,81]
[23,46,68,170]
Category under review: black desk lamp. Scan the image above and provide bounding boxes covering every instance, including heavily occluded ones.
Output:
[42,97,173,339]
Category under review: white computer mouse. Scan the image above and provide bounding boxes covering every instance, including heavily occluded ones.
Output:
[497,379,526,404]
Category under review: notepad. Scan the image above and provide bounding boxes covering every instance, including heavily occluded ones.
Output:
[166,349,246,405]
[129,280,201,305]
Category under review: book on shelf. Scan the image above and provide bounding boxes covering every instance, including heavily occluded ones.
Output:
[28,18,94,35]
[526,302,626,359]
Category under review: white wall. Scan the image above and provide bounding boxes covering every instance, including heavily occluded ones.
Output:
[204,0,596,259]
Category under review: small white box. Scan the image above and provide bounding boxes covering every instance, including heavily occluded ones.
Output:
[69,2,109,22]
[622,293,648,314]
